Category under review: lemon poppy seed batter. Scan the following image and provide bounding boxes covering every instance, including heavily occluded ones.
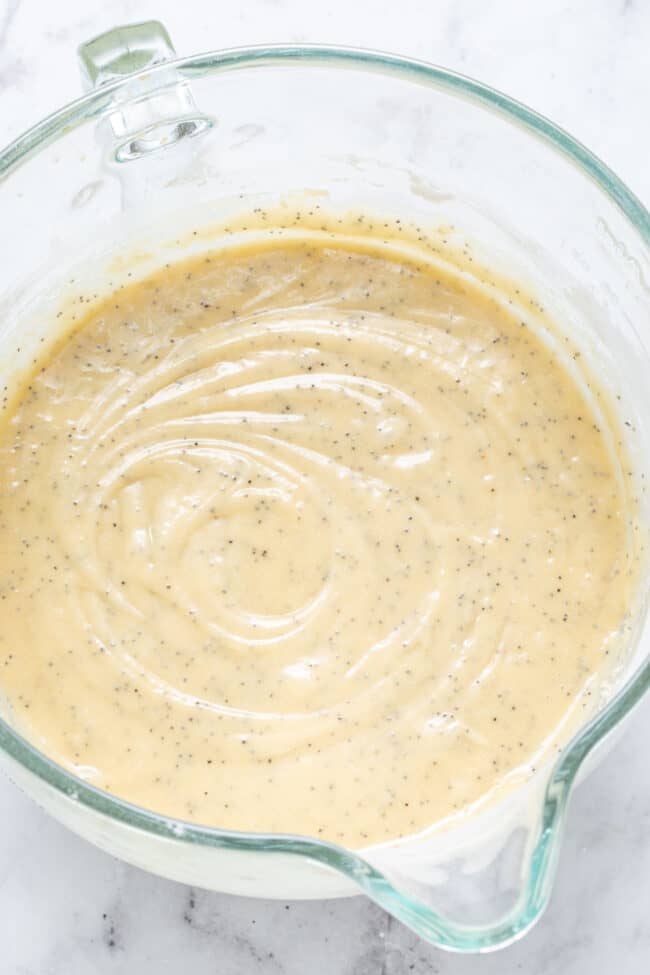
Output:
[0,231,638,847]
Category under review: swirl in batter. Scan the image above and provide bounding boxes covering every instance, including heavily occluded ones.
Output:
[0,234,639,846]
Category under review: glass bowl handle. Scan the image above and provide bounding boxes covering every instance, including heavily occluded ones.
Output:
[77,21,213,162]
[78,20,176,87]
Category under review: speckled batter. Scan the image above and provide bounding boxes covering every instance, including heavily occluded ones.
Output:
[0,233,639,847]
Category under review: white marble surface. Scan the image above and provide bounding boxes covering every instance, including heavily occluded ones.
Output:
[0,0,649,971]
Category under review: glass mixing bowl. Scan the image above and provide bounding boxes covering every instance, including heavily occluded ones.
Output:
[0,20,648,953]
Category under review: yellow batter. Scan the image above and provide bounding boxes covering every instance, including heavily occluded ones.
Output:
[0,232,639,847]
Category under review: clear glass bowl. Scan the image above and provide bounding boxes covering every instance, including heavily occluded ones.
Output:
[0,21,648,953]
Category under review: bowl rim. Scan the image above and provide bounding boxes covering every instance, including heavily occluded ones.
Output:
[0,42,648,952]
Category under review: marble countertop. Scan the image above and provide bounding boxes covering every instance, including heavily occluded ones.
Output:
[1,0,649,972]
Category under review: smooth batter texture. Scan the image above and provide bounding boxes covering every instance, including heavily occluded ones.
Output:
[0,233,639,847]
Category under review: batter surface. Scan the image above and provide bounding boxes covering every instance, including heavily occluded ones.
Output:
[0,234,638,846]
